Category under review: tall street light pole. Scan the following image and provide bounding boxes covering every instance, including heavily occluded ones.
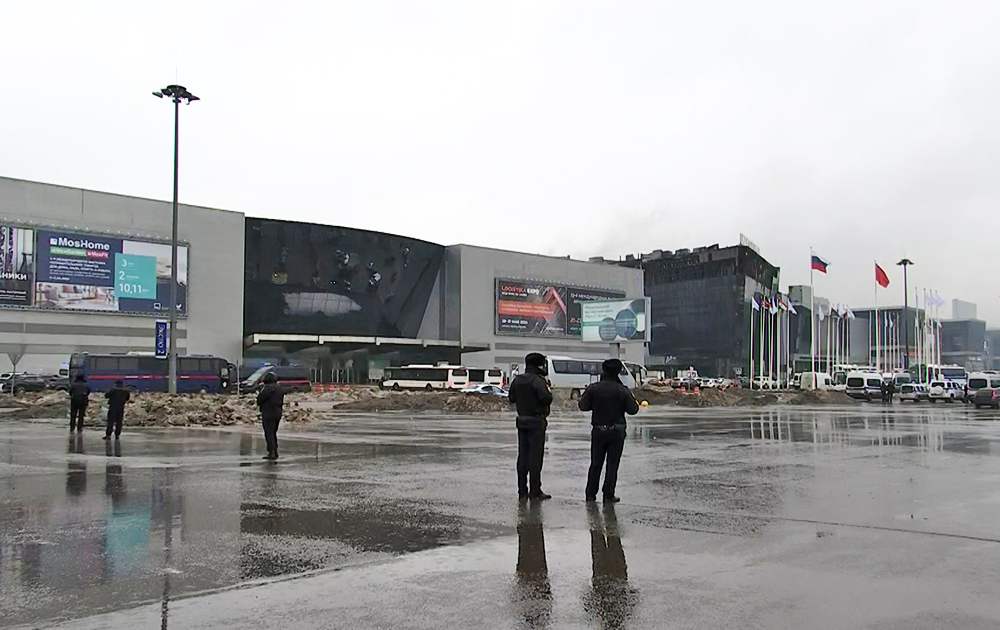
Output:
[153,85,199,394]
[897,258,914,370]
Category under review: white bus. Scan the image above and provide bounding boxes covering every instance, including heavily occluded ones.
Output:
[380,365,470,390]
[466,368,506,387]
[513,355,638,399]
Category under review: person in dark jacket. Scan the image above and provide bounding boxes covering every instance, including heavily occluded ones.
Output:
[103,380,130,440]
[68,375,90,431]
[579,359,639,503]
[257,372,285,460]
[508,353,554,500]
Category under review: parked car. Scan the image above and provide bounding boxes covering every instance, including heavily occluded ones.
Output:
[846,372,883,401]
[973,388,1000,409]
[966,372,1000,403]
[461,384,508,397]
[791,373,802,390]
[898,383,928,402]
[800,372,833,390]
[240,365,312,393]
[928,380,960,403]
[752,377,776,390]
[43,374,70,392]
[3,374,48,395]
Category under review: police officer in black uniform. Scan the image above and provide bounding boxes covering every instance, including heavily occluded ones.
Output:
[103,380,130,440]
[509,353,553,500]
[68,375,90,431]
[579,359,639,503]
[256,372,285,460]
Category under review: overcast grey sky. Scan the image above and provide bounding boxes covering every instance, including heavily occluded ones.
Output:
[2,1,998,322]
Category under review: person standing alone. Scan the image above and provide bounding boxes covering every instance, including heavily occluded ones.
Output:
[68,375,90,431]
[509,353,553,500]
[256,372,285,460]
[579,359,639,503]
[103,380,130,440]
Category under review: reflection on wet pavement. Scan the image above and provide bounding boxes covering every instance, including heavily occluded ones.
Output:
[584,502,637,628]
[6,404,1000,627]
[512,499,551,628]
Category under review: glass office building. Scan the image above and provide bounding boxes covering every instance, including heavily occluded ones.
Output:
[618,244,779,377]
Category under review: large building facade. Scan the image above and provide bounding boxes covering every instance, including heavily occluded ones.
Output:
[617,243,779,377]
[243,225,645,381]
[0,177,244,373]
[3,178,645,381]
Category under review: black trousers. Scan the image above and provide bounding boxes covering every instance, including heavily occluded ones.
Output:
[517,428,546,495]
[105,408,124,437]
[586,426,626,499]
[70,401,87,429]
[262,416,281,455]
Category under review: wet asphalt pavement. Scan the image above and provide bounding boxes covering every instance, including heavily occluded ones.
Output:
[5,405,1000,628]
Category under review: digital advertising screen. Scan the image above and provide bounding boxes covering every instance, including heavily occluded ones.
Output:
[566,287,625,337]
[33,229,188,316]
[0,225,35,306]
[495,279,569,337]
[496,279,632,338]
[581,298,651,343]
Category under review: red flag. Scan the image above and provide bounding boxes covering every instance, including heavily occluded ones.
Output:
[875,263,890,288]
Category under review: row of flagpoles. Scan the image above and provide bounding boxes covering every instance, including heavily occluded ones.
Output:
[810,250,947,379]
[747,251,951,387]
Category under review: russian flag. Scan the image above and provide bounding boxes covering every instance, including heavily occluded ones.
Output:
[811,254,829,274]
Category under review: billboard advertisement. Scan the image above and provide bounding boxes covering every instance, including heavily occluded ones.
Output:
[34,230,187,315]
[0,225,35,306]
[581,298,651,343]
[566,287,625,337]
[495,280,628,338]
[496,280,567,336]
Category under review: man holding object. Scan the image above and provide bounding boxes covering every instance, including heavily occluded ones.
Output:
[579,359,639,503]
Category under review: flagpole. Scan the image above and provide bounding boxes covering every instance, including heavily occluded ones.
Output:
[769,305,775,387]
[777,302,783,388]
[759,298,765,389]
[748,300,754,386]
[874,261,880,374]
[935,292,942,372]
[810,249,816,388]
[770,305,777,386]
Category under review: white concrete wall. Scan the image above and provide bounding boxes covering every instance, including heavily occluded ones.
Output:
[449,245,645,371]
[0,177,244,372]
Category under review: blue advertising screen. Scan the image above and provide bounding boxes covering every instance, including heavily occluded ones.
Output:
[34,230,187,315]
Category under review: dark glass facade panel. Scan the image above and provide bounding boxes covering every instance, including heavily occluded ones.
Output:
[942,320,986,354]
[631,245,779,376]
[244,219,444,337]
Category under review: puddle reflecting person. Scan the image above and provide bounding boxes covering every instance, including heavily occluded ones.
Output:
[584,502,637,628]
[580,359,639,503]
[509,353,553,500]
[257,372,285,460]
[66,432,87,498]
[512,499,552,627]
[69,374,91,431]
[103,380,130,440]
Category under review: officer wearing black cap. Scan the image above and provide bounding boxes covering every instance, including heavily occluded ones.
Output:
[579,359,639,503]
[508,353,553,500]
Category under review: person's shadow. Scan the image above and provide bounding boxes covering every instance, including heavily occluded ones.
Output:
[584,502,637,628]
[66,433,87,498]
[512,499,552,628]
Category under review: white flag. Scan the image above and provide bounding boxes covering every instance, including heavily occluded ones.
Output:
[752,297,760,311]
